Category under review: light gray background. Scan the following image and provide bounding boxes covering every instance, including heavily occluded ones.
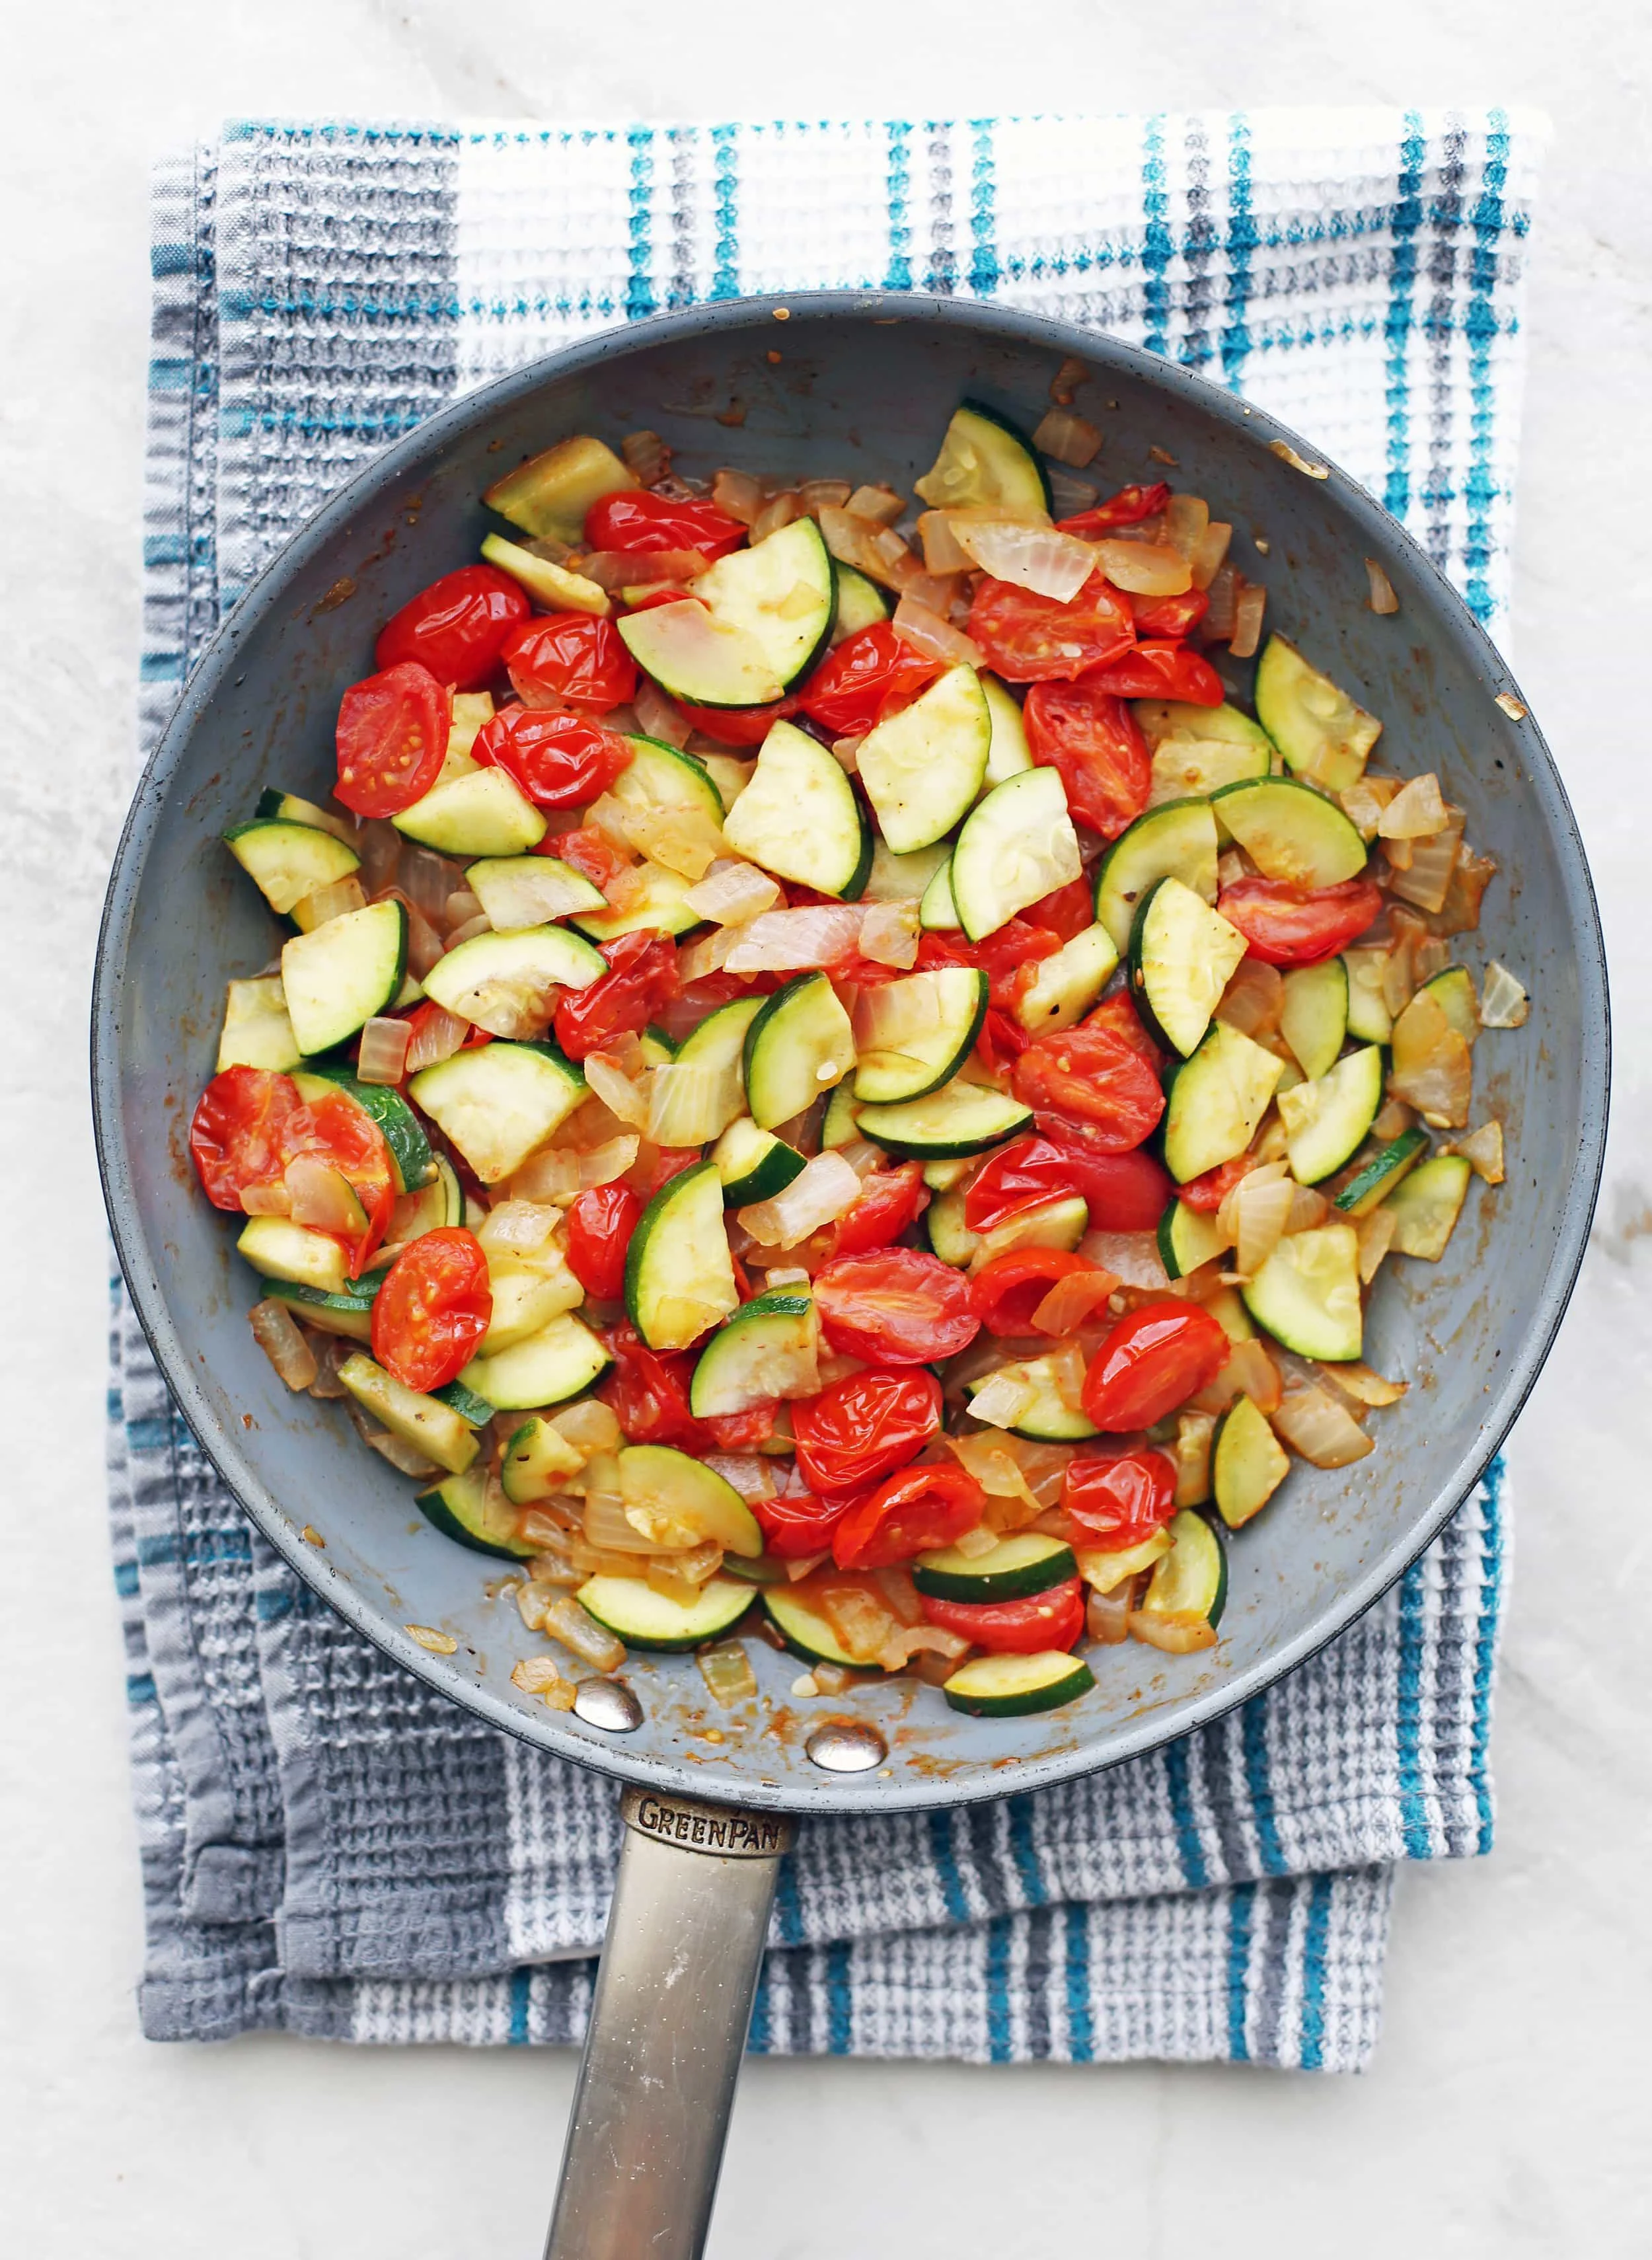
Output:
[5,3,1648,2253]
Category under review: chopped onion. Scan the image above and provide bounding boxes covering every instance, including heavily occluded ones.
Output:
[903,570,965,617]
[1437,845,1498,935]
[1047,471,1099,519]
[506,1146,581,1203]
[738,1150,861,1247]
[582,1489,657,1554]
[696,1639,758,1704]
[1219,1161,1287,1265]
[249,1299,319,1391]
[1191,1334,1282,1417]
[751,490,802,543]
[1049,355,1089,406]
[858,901,921,968]
[827,484,893,527]
[583,1050,652,1129]
[1271,1386,1374,1468]
[818,1582,901,1663]
[918,511,971,574]
[1043,1339,1090,1415]
[477,1199,561,1260]
[891,595,984,667]
[676,925,742,984]
[702,1452,776,1502]
[1164,494,1210,561]
[399,847,463,924]
[1202,564,1238,639]
[1080,1230,1168,1289]
[1129,1608,1218,1654]
[622,428,670,484]
[711,467,764,524]
[648,1056,745,1146]
[285,1155,367,1234]
[1217,957,1283,1039]
[239,1179,292,1218]
[354,820,401,894]
[1228,580,1267,660]
[1092,539,1191,596]
[1413,936,1450,984]
[442,887,484,934]
[943,1431,1039,1510]
[1087,1585,1137,1643]
[295,876,367,930]
[306,1336,351,1399]
[1386,815,1464,915]
[1365,557,1400,615]
[446,913,498,952]
[945,512,1095,602]
[967,1367,1039,1429]
[1189,521,1233,591]
[1449,1119,1507,1184]
[684,858,782,926]
[1284,1182,1332,1235]
[513,1655,578,1709]
[543,1595,626,1672]
[1174,1410,1216,1507]
[1031,406,1102,466]
[363,1429,441,1479]
[1356,1204,1398,1283]
[1479,962,1528,1029]
[1379,772,1450,839]
[724,903,864,973]
[355,1016,412,1088]
[374,886,444,980]
[880,1624,970,1672]
[1319,1360,1408,1409]
[633,678,691,749]
[1030,1267,1117,1336]
[1389,990,1473,1127]
[575,1137,640,1191]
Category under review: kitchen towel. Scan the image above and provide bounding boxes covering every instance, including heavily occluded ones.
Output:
[117,106,1536,2070]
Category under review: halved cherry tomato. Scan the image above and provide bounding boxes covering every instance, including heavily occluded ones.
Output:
[1055,482,1172,537]
[1063,1446,1178,1548]
[975,1007,1032,1080]
[813,1248,980,1364]
[969,1248,1098,1336]
[1082,640,1224,705]
[831,1463,986,1569]
[1128,586,1209,638]
[501,614,638,714]
[1024,678,1151,839]
[1012,1026,1165,1153]
[553,930,680,1061]
[1217,876,1384,966]
[473,706,635,807]
[564,1182,645,1302]
[1024,875,1097,942]
[753,1486,860,1560]
[278,1089,398,1275]
[1083,990,1167,1071]
[916,919,1063,1011]
[585,488,749,559]
[919,1577,1085,1655]
[967,572,1136,683]
[1178,1154,1256,1213]
[1033,1131,1174,1232]
[792,1368,942,1497]
[189,1067,301,1211]
[597,1322,770,1452]
[795,623,942,737]
[829,1164,930,1258]
[539,823,628,889]
[371,1226,492,1392]
[374,564,530,691]
[1080,1301,1229,1430]
[670,696,792,746]
[963,1137,1080,1234]
[334,660,450,817]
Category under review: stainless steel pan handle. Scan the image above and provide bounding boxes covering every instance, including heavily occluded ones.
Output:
[543,1788,795,2260]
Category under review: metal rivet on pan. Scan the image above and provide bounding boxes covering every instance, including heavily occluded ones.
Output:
[806,1719,886,1773]
[574,1678,644,1732]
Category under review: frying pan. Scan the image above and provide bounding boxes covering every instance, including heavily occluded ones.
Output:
[93,295,1608,2257]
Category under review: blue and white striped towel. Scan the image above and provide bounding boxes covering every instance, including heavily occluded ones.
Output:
[116,106,1537,2069]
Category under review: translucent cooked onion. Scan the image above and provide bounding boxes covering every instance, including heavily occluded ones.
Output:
[1438,845,1497,934]
[751,490,802,543]
[622,428,671,484]
[583,546,707,591]
[1092,538,1192,595]
[363,1429,441,1479]
[1191,1333,1282,1417]
[1174,1409,1216,1506]
[1044,1339,1090,1415]
[543,1595,626,1671]
[1215,1156,1281,1246]
[891,595,985,667]
[1190,521,1233,591]
[404,1002,469,1076]
[946,513,1095,601]
[711,467,764,524]
[698,1639,758,1704]
[798,478,853,514]
[702,1452,777,1502]
[1450,1119,1507,1184]
[648,1056,745,1146]
[858,901,921,968]
[1228,580,1267,660]
[442,887,484,933]
[724,903,865,973]
[1202,564,1238,640]
[294,876,367,929]
[1217,957,1283,1039]
[285,1155,366,1234]
[399,847,463,924]
[239,1179,292,1218]
[1319,1359,1408,1408]
[1379,772,1450,839]
[845,484,905,526]
[583,1490,657,1554]
[821,1581,901,1663]
[583,1051,652,1129]
[1030,1267,1117,1336]
[549,1399,623,1462]
[1164,493,1210,560]
[249,1299,318,1390]
[477,1199,561,1258]
[1339,776,1402,840]
[578,1137,640,1189]
[1356,1204,1397,1283]
[685,858,782,925]
[738,1150,861,1247]
[1087,1585,1137,1643]
[918,510,971,574]
[633,678,691,749]
[1128,1608,1218,1654]
[944,1431,1039,1510]
[1480,962,1529,1028]
[880,1624,970,1672]
[676,925,741,983]
[1365,557,1400,615]
[355,1016,412,1087]
[1047,469,1099,519]
[902,570,965,617]
[1271,1386,1373,1468]
[1389,991,1473,1127]
[1387,816,1464,915]
[1284,1182,1332,1234]
[375,885,444,980]
[1080,1231,1167,1289]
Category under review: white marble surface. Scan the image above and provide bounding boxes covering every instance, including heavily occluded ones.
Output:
[5,3,1651,2251]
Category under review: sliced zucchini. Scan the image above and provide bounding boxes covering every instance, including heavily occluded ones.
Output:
[742,973,856,1131]
[225,818,361,917]
[1135,699,1276,757]
[1162,1022,1285,1184]
[617,598,784,711]
[922,1157,974,1191]
[445,693,494,769]
[460,1311,611,1411]
[433,1376,497,1427]
[714,1116,806,1204]
[478,1262,583,1356]
[852,966,988,1104]
[337,1351,479,1476]
[919,854,962,930]
[821,1082,862,1150]
[913,1531,1076,1603]
[1280,957,1349,1080]
[578,1574,754,1652]
[698,754,753,814]
[928,1187,1090,1273]
[217,975,301,1073]
[254,786,356,845]
[297,1062,436,1193]
[1211,1396,1290,1530]
[831,562,891,643]
[1129,876,1248,1058]
[967,1354,1098,1442]
[1342,947,1393,1043]
[952,765,1081,942]
[280,898,407,1057]
[478,531,609,615]
[1140,1510,1227,1627]
[392,767,547,858]
[943,1649,1095,1717]
[1242,1224,1363,1361]
[1150,734,1273,807]
[1013,924,1119,1036]
[416,1468,535,1559]
[1094,798,1220,953]
[1384,1152,1472,1259]
[764,1579,863,1667]
[624,1159,740,1351]
[856,664,991,854]
[1254,637,1381,792]
[258,1275,379,1342]
[237,1217,350,1295]
[568,860,700,942]
[499,1415,587,1506]
[720,717,872,898]
[640,1026,678,1069]
[648,993,765,1147]
[856,1078,1033,1159]
[482,432,638,543]
[1209,776,1368,887]
[1421,966,1480,1046]
[981,673,1035,789]
[1276,1045,1384,1185]
[1333,1126,1430,1217]
[689,1292,817,1416]
[618,1444,764,1556]
[1156,1199,1232,1281]
[620,519,836,705]
[1207,1285,1256,1344]
[609,734,727,832]
[465,854,607,928]
[914,400,1052,516]
[862,837,954,905]
[409,1039,585,1184]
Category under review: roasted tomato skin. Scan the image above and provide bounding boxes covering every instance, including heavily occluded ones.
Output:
[831,1464,986,1570]
[1080,1302,1230,1431]
[1217,877,1385,967]
[1011,1026,1166,1154]
[371,1227,492,1393]
[373,564,529,690]
[919,1578,1086,1654]
[1063,1447,1178,1549]
[812,1248,981,1364]
[792,1369,942,1497]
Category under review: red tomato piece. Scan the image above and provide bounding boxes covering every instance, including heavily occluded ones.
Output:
[812,1248,981,1365]
[795,623,943,737]
[1032,1130,1174,1232]
[278,1089,398,1274]
[1024,875,1097,942]
[540,823,627,890]
[370,1227,492,1393]
[1082,640,1225,706]
[598,1322,774,1452]
[188,1067,301,1211]
[1055,482,1172,537]
[831,1464,986,1570]
[472,705,635,808]
[585,488,748,560]
[1177,1154,1256,1213]
[967,572,1136,683]
[670,696,794,746]
[1217,876,1384,966]
[919,1577,1085,1655]
[553,931,680,1062]
[752,1486,860,1561]
[1062,1446,1178,1549]
[792,1369,942,1497]
[501,614,638,714]
[334,660,451,817]
[829,1164,930,1258]
[1024,677,1151,840]
[963,1136,1080,1234]
[1011,1026,1165,1153]
[969,1248,1098,1337]
[1128,586,1210,638]
[564,1183,645,1302]
[1080,1301,1230,1431]
[974,1006,1032,1081]
[373,565,530,691]
[1082,990,1167,1071]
